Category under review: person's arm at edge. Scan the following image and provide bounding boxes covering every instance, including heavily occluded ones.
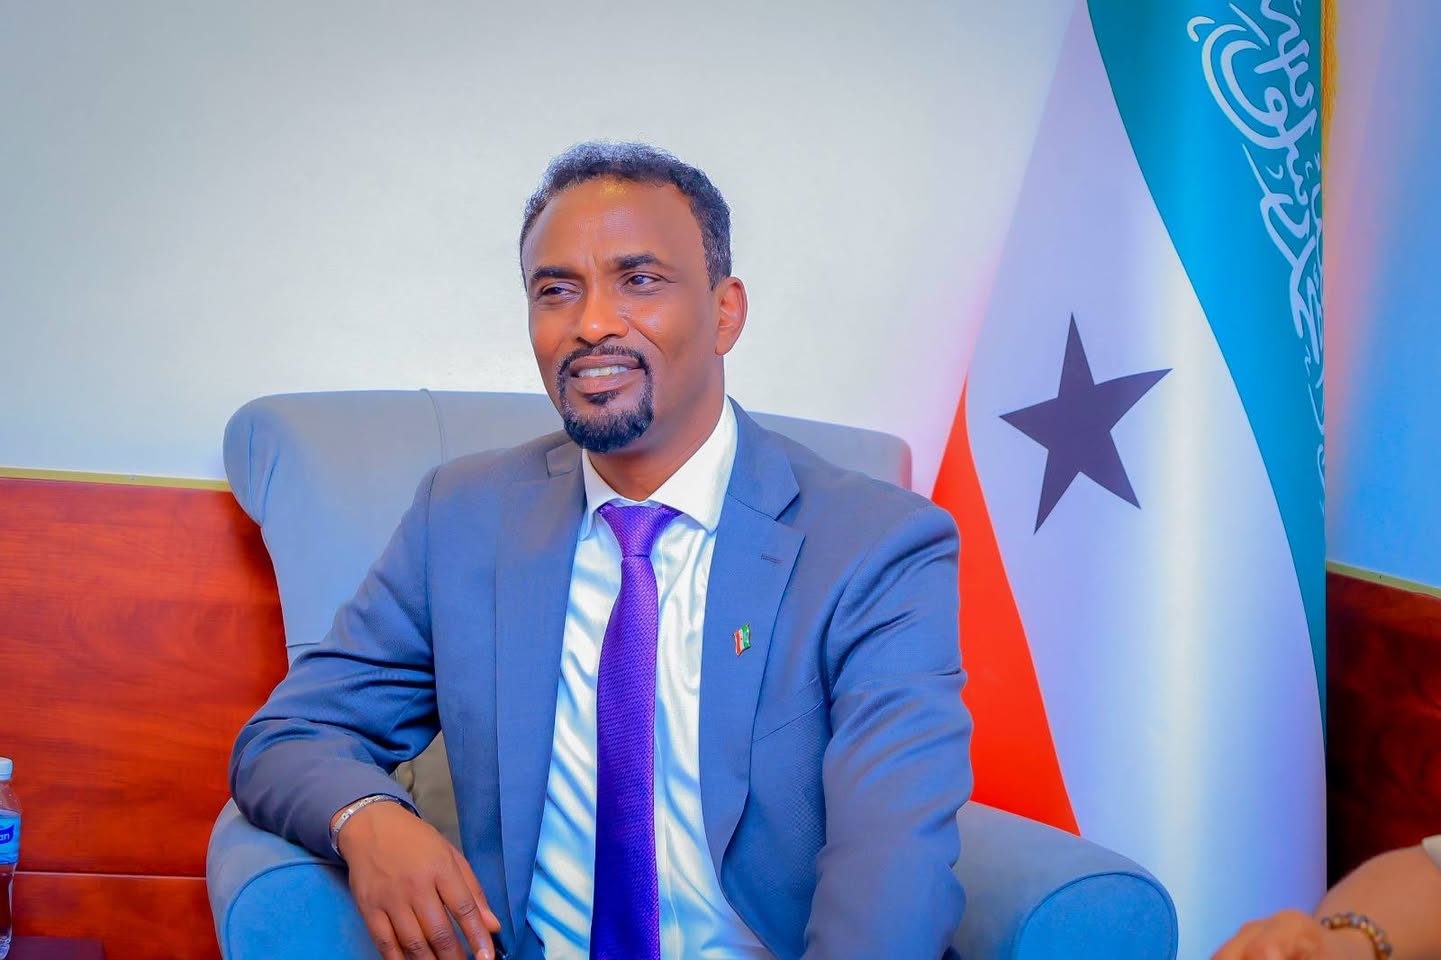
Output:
[1312,841,1441,960]
[801,501,972,959]
[1212,839,1441,960]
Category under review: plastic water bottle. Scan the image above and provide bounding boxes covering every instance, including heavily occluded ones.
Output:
[0,757,19,960]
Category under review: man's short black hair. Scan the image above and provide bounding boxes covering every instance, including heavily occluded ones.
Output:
[520,141,732,287]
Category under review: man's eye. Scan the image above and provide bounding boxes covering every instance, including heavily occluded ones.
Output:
[537,284,567,298]
[626,274,659,287]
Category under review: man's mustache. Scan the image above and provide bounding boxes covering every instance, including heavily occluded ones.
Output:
[557,345,650,381]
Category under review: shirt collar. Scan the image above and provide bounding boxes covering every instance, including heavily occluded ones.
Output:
[579,397,738,537]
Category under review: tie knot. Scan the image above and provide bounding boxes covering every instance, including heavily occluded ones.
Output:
[597,502,681,558]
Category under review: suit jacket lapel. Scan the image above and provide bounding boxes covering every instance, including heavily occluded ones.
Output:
[700,406,803,871]
[494,441,584,934]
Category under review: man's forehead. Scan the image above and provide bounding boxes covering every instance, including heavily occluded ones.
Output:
[522,178,699,265]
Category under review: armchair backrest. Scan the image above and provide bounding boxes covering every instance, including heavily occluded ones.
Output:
[223,390,911,659]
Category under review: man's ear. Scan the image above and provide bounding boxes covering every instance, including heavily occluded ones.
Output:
[714,277,748,356]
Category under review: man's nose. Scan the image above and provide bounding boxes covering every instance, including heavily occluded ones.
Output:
[576,288,630,344]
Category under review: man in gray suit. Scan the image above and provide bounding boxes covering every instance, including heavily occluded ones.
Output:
[231,142,972,960]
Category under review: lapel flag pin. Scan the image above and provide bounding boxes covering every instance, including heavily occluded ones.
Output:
[733,624,752,656]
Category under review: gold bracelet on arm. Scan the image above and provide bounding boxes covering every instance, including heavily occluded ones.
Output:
[1319,912,1394,959]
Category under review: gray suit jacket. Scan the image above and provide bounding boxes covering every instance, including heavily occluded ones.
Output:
[231,402,973,959]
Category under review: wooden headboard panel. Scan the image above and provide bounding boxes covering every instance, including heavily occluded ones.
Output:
[0,477,288,960]
[1327,569,1441,881]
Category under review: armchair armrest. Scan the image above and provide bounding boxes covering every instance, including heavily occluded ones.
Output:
[952,802,1178,960]
[207,798,1176,960]
[207,800,381,960]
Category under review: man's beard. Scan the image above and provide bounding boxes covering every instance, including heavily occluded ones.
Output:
[556,346,654,453]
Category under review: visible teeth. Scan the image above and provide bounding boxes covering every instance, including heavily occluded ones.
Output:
[576,365,628,378]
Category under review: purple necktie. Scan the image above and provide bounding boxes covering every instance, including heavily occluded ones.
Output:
[590,502,680,960]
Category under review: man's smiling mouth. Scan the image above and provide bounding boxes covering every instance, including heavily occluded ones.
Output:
[575,365,631,379]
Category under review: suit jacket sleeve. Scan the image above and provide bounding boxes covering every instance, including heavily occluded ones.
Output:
[229,467,442,860]
[803,501,972,959]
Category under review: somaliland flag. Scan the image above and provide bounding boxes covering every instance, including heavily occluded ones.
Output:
[931,2,1326,956]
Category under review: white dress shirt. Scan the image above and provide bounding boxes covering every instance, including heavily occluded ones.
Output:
[527,400,770,959]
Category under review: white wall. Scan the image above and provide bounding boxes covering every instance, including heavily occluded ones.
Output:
[0,0,1072,488]
[1325,0,1441,586]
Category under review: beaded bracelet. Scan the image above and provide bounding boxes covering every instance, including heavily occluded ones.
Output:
[1319,912,1394,959]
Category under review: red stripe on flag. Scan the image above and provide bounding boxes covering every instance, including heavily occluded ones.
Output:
[932,383,1079,834]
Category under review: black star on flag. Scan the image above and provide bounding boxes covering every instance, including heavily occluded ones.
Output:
[1002,315,1170,531]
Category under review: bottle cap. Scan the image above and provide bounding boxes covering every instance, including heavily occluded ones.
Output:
[0,758,11,781]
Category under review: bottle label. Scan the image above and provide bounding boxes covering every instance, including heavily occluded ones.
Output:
[0,816,19,864]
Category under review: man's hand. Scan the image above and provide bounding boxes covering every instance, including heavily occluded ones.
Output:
[1211,910,1375,960]
[336,800,502,960]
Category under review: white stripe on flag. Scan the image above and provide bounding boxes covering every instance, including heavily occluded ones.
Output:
[965,7,1325,957]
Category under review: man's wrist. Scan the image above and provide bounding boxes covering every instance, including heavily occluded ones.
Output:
[329,794,407,857]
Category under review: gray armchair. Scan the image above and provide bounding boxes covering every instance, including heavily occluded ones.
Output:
[206,390,1177,959]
